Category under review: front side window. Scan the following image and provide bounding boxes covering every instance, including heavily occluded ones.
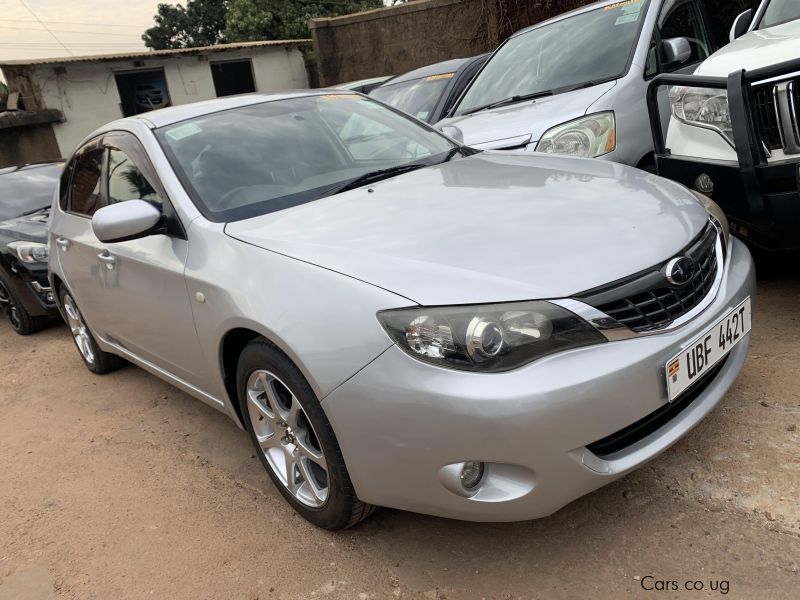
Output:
[155,94,456,222]
[759,0,800,28]
[107,148,163,208]
[370,74,454,122]
[658,1,712,69]
[454,1,649,116]
[69,148,104,217]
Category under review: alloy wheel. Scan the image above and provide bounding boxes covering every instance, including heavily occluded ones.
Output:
[246,370,329,508]
[63,293,95,365]
[0,281,21,331]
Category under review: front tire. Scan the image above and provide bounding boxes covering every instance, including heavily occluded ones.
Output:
[236,339,376,530]
[0,274,49,335]
[59,288,125,374]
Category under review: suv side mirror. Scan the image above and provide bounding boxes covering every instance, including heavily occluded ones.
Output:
[662,37,692,67]
[438,125,464,144]
[730,9,753,42]
[92,200,163,243]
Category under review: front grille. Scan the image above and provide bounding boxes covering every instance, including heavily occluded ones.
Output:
[752,84,783,151]
[577,224,719,333]
[587,357,728,458]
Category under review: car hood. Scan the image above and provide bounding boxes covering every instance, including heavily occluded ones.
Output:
[0,208,49,243]
[697,20,800,76]
[435,81,616,149]
[225,153,709,306]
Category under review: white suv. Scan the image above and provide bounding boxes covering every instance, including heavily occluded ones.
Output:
[651,0,800,250]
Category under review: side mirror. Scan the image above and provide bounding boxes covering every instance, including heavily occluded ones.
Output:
[92,200,163,243]
[662,37,692,66]
[730,9,753,42]
[438,125,464,144]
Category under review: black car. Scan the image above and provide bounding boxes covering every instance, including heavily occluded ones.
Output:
[0,162,63,334]
[369,54,490,124]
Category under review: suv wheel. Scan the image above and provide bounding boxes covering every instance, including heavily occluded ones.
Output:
[0,274,48,335]
[237,339,376,530]
[60,289,125,374]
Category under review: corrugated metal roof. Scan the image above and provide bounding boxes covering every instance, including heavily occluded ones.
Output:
[0,40,311,68]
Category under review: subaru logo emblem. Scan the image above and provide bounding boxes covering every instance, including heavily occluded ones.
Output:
[665,257,694,286]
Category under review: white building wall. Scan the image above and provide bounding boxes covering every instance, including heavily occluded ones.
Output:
[31,46,308,156]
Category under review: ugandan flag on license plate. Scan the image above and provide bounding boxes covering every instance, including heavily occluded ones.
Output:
[668,359,680,382]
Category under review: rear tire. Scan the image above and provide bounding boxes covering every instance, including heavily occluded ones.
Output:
[59,288,126,374]
[236,338,376,530]
[0,274,49,335]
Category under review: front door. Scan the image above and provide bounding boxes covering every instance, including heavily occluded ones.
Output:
[56,133,206,388]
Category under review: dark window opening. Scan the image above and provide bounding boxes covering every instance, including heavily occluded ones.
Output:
[115,69,170,117]
[211,60,256,97]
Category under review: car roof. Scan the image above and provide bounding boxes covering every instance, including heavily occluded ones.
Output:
[379,57,475,87]
[332,76,392,90]
[511,0,630,38]
[118,90,350,129]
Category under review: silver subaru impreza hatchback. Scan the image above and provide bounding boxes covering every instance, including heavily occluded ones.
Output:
[48,91,754,529]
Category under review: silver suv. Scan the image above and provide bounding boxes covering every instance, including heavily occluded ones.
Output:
[437,0,730,169]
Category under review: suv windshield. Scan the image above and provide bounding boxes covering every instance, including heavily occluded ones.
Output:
[454,0,648,116]
[370,73,454,122]
[0,163,62,220]
[155,94,456,222]
[759,0,800,28]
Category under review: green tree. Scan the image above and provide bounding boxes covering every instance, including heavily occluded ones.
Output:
[143,0,229,50]
[225,0,383,41]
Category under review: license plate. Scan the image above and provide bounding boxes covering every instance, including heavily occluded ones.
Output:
[665,298,751,402]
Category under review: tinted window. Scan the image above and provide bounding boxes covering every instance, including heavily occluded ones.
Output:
[69,149,104,217]
[659,1,712,68]
[455,1,649,115]
[108,148,163,208]
[155,95,455,222]
[760,0,800,28]
[0,163,62,220]
[370,74,453,122]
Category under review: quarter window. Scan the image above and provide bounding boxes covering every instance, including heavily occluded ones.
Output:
[69,148,104,217]
[108,148,163,208]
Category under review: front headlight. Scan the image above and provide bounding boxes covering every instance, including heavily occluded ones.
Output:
[693,191,730,249]
[8,241,49,264]
[377,301,606,373]
[536,112,616,158]
[670,86,733,147]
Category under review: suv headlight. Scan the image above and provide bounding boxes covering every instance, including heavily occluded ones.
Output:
[536,112,616,158]
[8,241,49,264]
[670,87,733,147]
[377,301,606,373]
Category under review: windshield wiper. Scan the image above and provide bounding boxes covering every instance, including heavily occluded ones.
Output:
[19,205,50,216]
[327,163,428,196]
[460,90,554,116]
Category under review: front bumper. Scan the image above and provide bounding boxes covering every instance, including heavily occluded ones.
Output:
[322,238,755,521]
[657,154,800,251]
[1,262,59,318]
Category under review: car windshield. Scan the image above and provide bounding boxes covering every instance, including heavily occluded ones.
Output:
[0,163,62,220]
[454,0,648,116]
[155,94,456,222]
[370,74,454,122]
[759,0,800,28]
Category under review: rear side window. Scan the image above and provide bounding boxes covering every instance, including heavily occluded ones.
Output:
[69,148,104,217]
[108,148,163,208]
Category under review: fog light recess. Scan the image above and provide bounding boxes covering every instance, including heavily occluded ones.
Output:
[695,173,714,194]
[460,461,485,489]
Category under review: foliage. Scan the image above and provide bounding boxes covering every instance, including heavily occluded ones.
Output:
[143,0,228,50]
[224,0,383,41]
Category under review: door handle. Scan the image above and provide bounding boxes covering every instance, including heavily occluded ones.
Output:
[97,250,116,269]
[56,237,70,251]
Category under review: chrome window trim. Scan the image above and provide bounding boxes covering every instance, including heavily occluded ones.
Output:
[553,229,725,342]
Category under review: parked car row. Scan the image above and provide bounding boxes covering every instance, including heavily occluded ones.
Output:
[2,0,788,531]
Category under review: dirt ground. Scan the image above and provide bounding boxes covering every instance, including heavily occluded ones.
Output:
[1,256,798,600]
